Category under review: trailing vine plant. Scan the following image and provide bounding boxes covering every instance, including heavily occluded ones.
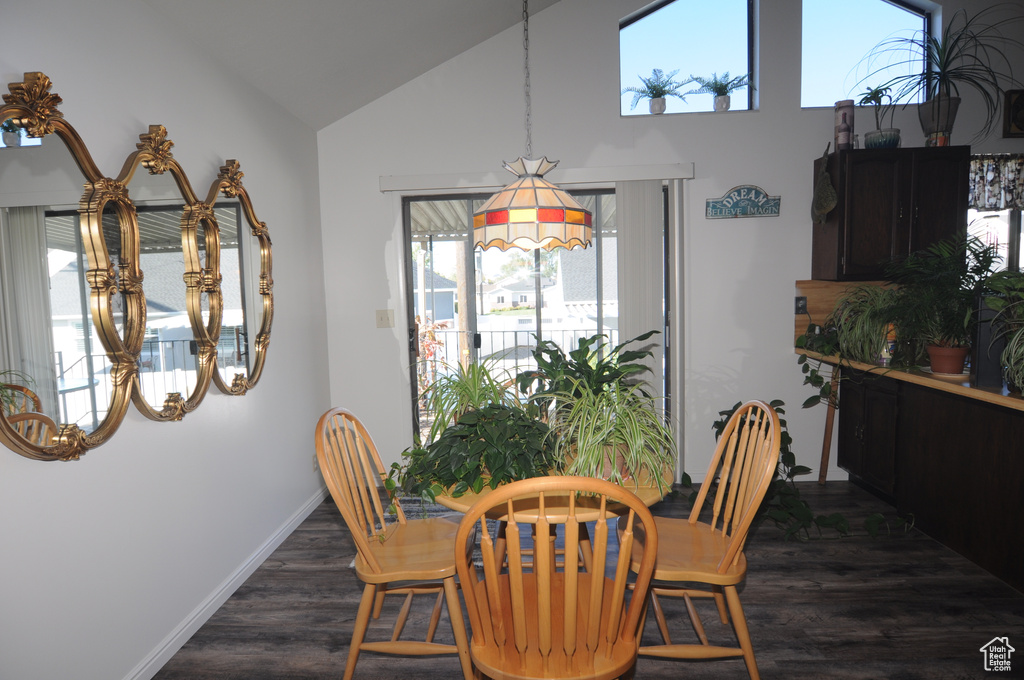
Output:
[703,400,911,539]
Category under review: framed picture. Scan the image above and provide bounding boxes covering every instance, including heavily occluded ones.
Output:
[1004,89,1024,138]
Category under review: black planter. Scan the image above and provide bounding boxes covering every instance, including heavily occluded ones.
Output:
[972,295,1005,389]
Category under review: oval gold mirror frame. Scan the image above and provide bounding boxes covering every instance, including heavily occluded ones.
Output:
[0,72,273,461]
[209,160,274,396]
[119,125,219,421]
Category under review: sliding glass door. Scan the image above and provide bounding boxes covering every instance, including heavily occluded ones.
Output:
[403,189,664,442]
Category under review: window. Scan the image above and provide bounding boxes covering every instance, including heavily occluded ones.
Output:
[404,191,642,441]
[619,0,752,116]
[801,0,928,108]
[970,209,1022,272]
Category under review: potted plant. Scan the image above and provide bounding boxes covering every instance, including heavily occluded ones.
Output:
[885,236,999,373]
[621,68,689,114]
[391,402,559,502]
[0,370,33,414]
[858,6,1024,143]
[516,329,658,417]
[686,72,752,112]
[1,119,20,147]
[517,330,675,491]
[982,270,1024,392]
[828,284,899,365]
[419,358,518,443]
[548,379,675,492]
[858,85,901,148]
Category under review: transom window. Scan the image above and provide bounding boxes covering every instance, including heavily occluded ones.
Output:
[801,0,929,108]
[619,0,752,116]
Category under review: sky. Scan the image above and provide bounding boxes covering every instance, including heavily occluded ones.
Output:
[619,0,925,115]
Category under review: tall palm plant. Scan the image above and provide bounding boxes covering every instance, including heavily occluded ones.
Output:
[858,5,1024,140]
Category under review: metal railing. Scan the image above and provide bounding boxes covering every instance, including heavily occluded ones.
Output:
[54,338,250,428]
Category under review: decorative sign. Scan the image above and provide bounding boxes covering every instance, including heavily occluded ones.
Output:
[706,185,781,219]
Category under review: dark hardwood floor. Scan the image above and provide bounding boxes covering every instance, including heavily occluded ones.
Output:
[154,481,1024,679]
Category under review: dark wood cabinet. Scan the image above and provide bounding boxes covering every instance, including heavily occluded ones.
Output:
[837,368,898,499]
[834,365,1024,592]
[812,146,969,280]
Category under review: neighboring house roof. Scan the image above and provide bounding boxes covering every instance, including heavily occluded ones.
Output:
[484,274,554,295]
[412,262,457,291]
[560,241,618,303]
[49,252,243,319]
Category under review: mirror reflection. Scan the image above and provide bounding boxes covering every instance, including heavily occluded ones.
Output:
[215,205,251,383]
[0,132,107,435]
[0,72,273,460]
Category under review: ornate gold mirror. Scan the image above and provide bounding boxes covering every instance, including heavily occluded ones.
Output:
[209,161,273,395]
[0,73,274,461]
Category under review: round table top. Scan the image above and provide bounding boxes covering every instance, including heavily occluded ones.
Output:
[432,471,671,522]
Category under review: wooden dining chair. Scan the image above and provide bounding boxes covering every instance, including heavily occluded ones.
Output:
[454,475,659,680]
[315,407,473,680]
[621,399,780,680]
[7,412,58,447]
[2,383,42,415]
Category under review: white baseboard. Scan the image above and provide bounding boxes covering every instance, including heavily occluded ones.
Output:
[125,486,329,680]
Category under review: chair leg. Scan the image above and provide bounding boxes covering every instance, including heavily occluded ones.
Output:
[443,575,475,680]
[344,583,378,680]
[713,585,729,624]
[724,585,760,680]
[373,588,386,619]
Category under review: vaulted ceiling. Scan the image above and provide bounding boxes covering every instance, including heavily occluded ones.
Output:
[141,0,563,131]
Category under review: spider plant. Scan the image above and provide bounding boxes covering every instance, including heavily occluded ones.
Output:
[549,379,675,493]
[828,285,898,365]
[857,5,1024,140]
[0,369,33,414]
[420,359,518,443]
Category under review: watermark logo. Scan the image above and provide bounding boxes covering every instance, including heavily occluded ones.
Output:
[980,637,1015,672]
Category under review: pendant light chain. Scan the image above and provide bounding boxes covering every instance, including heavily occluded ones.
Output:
[522,0,532,160]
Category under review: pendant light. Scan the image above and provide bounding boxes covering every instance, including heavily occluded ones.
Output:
[472,0,592,252]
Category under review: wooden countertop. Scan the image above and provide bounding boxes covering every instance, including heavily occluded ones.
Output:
[796,349,1024,412]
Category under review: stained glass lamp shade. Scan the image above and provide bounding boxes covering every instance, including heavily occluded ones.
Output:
[473,156,593,251]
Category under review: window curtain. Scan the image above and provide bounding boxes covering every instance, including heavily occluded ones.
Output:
[615,180,665,395]
[0,206,59,416]
[969,154,1024,210]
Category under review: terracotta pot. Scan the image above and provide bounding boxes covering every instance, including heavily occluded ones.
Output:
[927,345,970,375]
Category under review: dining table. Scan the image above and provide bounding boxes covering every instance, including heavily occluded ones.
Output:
[432,468,674,572]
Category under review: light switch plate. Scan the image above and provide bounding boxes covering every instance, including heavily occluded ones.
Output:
[375,309,395,328]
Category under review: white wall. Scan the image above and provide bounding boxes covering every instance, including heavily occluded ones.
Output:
[0,1,330,679]
[318,0,1024,480]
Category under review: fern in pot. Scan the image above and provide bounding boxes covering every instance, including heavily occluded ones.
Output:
[885,236,999,372]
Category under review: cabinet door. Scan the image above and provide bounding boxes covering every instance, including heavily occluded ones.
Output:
[860,383,897,495]
[837,375,866,475]
[837,370,898,499]
[841,151,903,279]
[907,147,969,253]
